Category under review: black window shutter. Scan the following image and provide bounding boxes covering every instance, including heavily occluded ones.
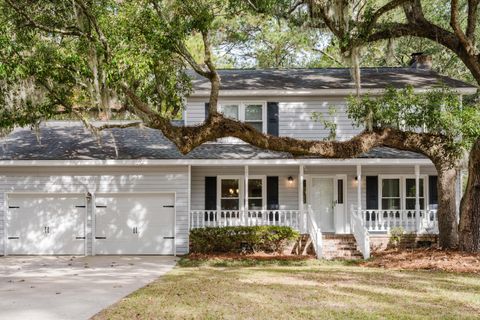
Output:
[429,176,438,206]
[204,102,210,120]
[266,176,279,210]
[205,176,217,210]
[267,102,279,136]
[366,176,379,210]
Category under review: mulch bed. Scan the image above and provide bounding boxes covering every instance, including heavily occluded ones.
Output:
[185,252,314,261]
[361,247,480,274]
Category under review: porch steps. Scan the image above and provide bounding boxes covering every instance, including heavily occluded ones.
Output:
[321,234,363,260]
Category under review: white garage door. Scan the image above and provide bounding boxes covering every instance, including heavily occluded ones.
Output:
[6,194,86,255]
[94,193,175,255]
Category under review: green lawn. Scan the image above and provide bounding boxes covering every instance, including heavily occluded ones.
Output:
[93,258,480,320]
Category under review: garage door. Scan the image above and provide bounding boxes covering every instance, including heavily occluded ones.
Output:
[94,193,175,255]
[6,194,86,255]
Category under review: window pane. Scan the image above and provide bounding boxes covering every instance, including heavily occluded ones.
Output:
[248,199,263,210]
[406,179,424,197]
[221,199,239,210]
[337,179,344,204]
[221,179,239,198]
[382,179,400,197]
[303,179,307,204]
[221,105,239,120]
[382,198,401,210]
[245,104,263,121]
[248,179,262,198]
[406,198,425,210]
[246,122,263,132]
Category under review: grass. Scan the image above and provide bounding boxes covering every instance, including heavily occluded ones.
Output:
[93,258,480,320]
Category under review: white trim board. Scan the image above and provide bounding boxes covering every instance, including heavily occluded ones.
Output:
[0,158,434,167]
[190,87,477,97]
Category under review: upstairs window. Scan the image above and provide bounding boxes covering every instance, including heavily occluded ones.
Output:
[219,102,266,133]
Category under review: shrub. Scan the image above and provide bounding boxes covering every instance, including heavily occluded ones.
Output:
[189,226,299,254]
[389,227,405,248]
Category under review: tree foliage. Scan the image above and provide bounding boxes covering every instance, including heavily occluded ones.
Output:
[348,86,480,158]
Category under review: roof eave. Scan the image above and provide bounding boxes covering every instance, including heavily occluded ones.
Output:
[0,158,433,167]
[189,87,478,97]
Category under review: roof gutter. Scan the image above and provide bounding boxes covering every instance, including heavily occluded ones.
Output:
[0,158,433,167]
[189,87,478,97]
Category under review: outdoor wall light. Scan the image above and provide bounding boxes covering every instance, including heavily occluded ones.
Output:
[288,176,294,184]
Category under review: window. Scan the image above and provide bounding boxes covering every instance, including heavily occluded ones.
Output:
[382,179,400,210]
[245,104,263,132]
[303,179,307,204]
[405,178,425,210]
[248,178,264,210]
[219,102,266,132]
[220,179,240,210]
[337,179,344,204]
[220,104,239,120]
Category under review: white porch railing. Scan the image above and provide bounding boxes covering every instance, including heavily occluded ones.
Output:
[351,207,370,259]
[190,210,302,230]
[360,209,439,233]
[306,205,323,259]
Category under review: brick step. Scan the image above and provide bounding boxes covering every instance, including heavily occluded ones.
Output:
[324,255,363,261]
[323,251,362,257]
[321,234,364,260]
[323,242,357,246]
[323,235,356,240]
[324,247,360,252]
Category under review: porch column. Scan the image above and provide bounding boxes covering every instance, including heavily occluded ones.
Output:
[298,165,304,232]
[415,165,420,232]
[244,165,249,226]
[356,165,362,214]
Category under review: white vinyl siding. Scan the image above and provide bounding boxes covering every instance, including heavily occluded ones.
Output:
[186,97,364,141]
[306,165,437,233]
[0,166,189,255]
[278,100,363,141]
[191,166,299,211]
[185,101,206,125]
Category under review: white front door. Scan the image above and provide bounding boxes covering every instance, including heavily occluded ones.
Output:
[6,194,86,255]
[310,177,335,232]
[94,193,175,255]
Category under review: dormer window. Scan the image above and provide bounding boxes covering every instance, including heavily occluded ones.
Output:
[219,102,266,133]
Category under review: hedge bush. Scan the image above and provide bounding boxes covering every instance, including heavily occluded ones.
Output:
[189,226,300,254]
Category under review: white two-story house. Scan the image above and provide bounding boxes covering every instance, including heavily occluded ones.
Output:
[0,65,476,258]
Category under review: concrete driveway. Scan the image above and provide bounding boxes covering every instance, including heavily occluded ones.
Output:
[0,256,177,320]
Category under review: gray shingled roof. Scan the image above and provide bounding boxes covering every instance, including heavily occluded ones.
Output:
[0,122,426,161]
[190,68,476,92]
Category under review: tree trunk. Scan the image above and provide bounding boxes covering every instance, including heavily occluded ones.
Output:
[437,167,459,248]
[459,138,480,252]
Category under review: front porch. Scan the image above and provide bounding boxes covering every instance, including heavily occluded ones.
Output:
[188,162,448,258]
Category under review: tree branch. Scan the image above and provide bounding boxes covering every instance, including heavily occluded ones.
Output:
[201,31,220,115]
[4,0,85,37]
[93,121,143,131]
[365,0,412,32]
[73,0,111,60]
[450,0,473,54]
[466,0,479,43]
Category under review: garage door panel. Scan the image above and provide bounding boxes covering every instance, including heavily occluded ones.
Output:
[95,194,175,255]
[6,194,86,255]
